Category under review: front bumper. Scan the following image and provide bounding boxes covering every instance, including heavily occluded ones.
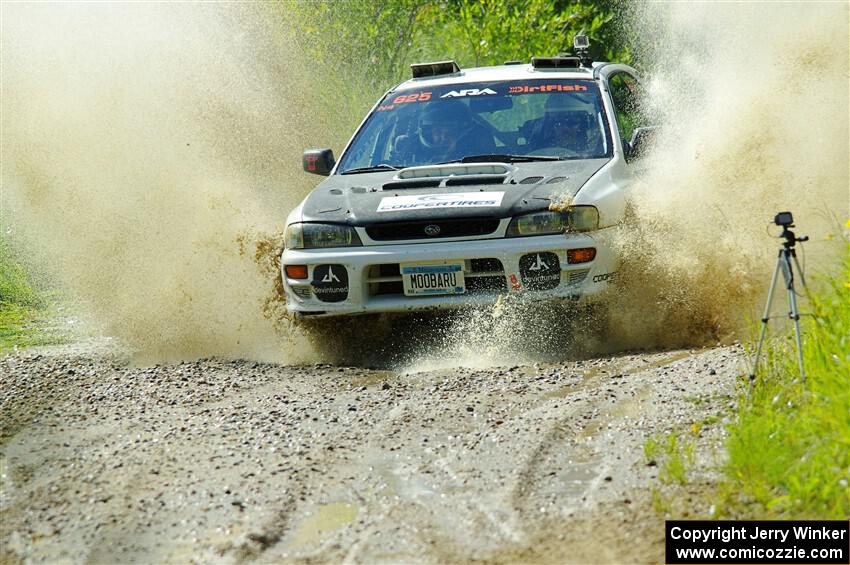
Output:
[280,231,618,318]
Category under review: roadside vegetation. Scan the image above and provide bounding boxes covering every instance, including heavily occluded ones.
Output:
[287,0,631,85]
[644,431,696,488]
[645,241,850,520]
[720,244,850,519]
[283,0,634,140]
[0,236,65,351]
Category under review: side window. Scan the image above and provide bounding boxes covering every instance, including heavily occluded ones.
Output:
[608,72,643,143]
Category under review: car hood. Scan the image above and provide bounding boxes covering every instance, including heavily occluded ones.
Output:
[299,159,609,225]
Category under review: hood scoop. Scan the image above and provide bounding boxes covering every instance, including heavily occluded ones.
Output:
[445,175,506,187]
[397,162,514,179]
[382,178,442,190]
[383,162,515,190]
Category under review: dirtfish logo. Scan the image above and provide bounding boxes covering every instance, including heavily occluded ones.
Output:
[440,88,497,98]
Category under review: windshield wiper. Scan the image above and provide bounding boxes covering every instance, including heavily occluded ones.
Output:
[438,154,563,164]
[340,164,401,175]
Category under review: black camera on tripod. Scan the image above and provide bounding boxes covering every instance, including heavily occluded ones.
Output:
[774,211,794,227]
[774,211,808,248]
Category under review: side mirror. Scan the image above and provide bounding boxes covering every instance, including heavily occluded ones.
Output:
[625,126,659,162]
[302,149,335,176]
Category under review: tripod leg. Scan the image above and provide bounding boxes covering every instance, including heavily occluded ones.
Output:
[791,253,807,290]
[749,254,782,392]
[786,260,806,384]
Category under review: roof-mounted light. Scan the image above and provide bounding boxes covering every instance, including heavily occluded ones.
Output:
[410,60,461,79]
[531,56,582,70]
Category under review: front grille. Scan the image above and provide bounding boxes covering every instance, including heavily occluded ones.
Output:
[365,218,500,241]
[470,258,502,272]
[367,258,506,297]
[369,263,403,296]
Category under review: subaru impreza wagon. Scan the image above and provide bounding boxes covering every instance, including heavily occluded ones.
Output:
[281,38,653,318]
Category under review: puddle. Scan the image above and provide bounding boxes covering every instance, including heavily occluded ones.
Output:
[559,460,600,497]
[349,370,397,387]
[544,365,613,399]
[287,502,359,548]
[578,385,653,439]
[545,350,700,399]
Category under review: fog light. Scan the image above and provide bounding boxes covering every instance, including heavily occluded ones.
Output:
[567,248,596,264]
[285,264,309,279]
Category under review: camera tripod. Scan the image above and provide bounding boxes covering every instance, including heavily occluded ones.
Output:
[748,222,809,390]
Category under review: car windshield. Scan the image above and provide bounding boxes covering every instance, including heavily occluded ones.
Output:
[337,79,612,174]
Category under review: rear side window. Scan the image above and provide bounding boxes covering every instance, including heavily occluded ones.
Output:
[608,72,643,142]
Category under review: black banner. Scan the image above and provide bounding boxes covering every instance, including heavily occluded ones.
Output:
[666,520,849,564]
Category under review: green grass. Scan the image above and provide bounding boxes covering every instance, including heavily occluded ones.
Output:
[721,246,850,518]
[644,431,697,486]
[0,303,64,351]
[0,237,66,352]
[0,238,43,309]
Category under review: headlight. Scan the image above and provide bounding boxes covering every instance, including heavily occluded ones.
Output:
[284,223,362,249]
[506,206,599,237]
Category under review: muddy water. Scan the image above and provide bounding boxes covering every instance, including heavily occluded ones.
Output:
[1,3,321,363]
[602,2,849,349]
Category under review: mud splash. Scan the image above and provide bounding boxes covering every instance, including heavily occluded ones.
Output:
[602,2,849,350]
[1,3,332,363]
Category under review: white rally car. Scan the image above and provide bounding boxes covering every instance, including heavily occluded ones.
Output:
[281,39,652,318]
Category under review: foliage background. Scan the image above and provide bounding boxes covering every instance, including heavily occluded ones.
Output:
[282,0,633,142]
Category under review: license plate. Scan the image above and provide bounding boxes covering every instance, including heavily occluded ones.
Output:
[401,262,465,296]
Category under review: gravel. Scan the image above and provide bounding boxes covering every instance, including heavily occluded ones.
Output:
[0,341,744,563]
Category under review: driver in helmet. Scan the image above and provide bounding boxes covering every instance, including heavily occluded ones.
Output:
[392,101,495,164]
[417,101,495,162]
[418,101,471,162]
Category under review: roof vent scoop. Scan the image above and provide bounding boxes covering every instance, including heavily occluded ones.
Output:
[411,60,461,79]
[531,56,581,69]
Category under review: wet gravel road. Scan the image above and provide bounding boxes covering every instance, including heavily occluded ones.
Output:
[1,341,742,563]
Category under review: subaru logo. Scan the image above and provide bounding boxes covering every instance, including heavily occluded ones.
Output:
[424,224,441,236]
